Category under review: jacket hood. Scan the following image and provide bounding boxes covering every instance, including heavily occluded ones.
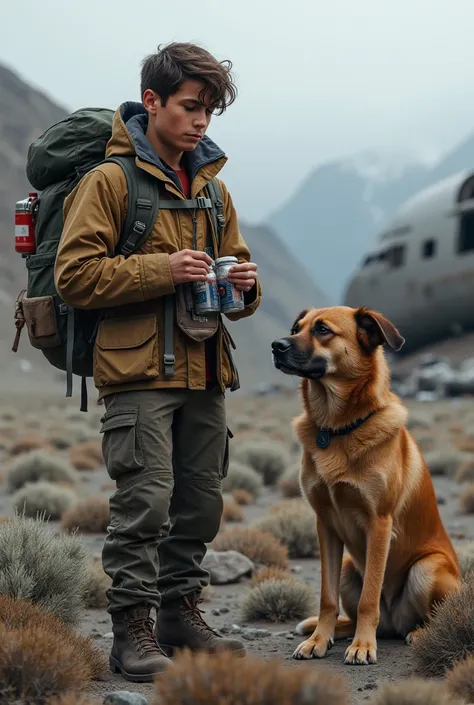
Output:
[105,101,227,190]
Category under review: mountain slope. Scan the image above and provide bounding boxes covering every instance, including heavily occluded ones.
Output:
[0,63,328,397]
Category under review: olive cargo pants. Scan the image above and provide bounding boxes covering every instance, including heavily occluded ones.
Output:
[100,389,228,614]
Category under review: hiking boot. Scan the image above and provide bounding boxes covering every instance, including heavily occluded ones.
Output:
[155,594,246,657]
[109,603,173,682]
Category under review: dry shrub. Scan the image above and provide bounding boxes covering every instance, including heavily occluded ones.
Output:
[446,654,474,703]
[62,496,109,534]
[212,527,289,569]
[456,459,474,484]
[0,406,18,422]
[241,578,317,623]
[222,462,263,497]
[83,560,110,609]
[252,503,318,558]
[69,440,103,471]
[232,440,290,485]
[0,513,88,626]
[152,649,349,705]
[367,678,462,705]
[251,566,295,587]
[0,594,106,682]
[222,500,243,523]
[45,427,74,450]
[460,484,474,514]
[457,542,474,579]
[48,697,101,705]
[412,576,474,677]
[12,481,77,520]
[9,435,56,457]
[414,434,436,453]
[6,449,78,493]
[278,463,301,498]
[454,435,474,453]
[231,416,253,433]
[407,414,432,430]
[424,450,464,477]
[232,488,254,505]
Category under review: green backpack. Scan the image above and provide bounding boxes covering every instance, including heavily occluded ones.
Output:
[13,107,225,411]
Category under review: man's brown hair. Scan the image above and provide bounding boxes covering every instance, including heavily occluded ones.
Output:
[140,42,237,115]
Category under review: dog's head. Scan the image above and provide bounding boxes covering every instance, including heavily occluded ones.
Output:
[271,306,405,381]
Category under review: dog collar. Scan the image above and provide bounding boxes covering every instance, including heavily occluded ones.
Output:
[316,410,378,449]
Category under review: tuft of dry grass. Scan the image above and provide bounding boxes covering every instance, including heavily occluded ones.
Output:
[459,484,474,514]
[0,513,89,626]
[0,594,106,682]
[412,576,474,677]
[456,459,474,484]
[457,542,474,579]
[241,578,317,623]
[211,527,289,569]
[69,440,103,471]
[446,654,474,703]
[222,462,263,497]
[222,500,244,523]
[232,488,254,505]
[61,496,109,534]
[251,566,296,587]
[367,677,463,704]
[83,560,111,609]
[424,450,464,478]
[9,435,56,457]
[152,649,349,705]
[278,464,302,499]
[12,481,77,520]
[232,440,290,486]
[6,449,78,493]
[252,503,318,558]
[453,435,474,453]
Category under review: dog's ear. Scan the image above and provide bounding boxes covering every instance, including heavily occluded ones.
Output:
[355,308,405,352]
[291,309,309,335]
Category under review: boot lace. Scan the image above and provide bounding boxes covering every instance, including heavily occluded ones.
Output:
[126,608,161,656]
[182,596,220,640]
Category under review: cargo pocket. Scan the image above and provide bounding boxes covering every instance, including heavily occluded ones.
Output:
[100,406,146,482]
[21,295,61,349]
[94,314,159,387]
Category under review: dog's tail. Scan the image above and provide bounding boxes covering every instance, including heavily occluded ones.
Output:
[295,616,319,635]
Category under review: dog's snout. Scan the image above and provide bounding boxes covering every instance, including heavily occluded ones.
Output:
[272,338,292,354]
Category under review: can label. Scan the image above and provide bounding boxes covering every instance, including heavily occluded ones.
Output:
[194,279,220,313]
[218,280,244,311]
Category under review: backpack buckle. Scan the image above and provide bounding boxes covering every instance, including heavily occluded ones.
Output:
[196,197,211,209]
[132,220,146,234]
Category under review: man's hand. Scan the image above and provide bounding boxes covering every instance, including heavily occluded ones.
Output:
[227,261,258,292]
[169,249,212,285]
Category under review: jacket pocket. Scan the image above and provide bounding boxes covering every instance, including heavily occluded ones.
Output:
[21,295,61,349]
[100,406,146,483]
[94,314,159,387]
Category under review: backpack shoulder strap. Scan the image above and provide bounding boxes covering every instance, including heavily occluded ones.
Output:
[205,178,225,251]
[103,155,160,256]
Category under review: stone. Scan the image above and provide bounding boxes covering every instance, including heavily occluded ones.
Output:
[103,692,148,705]
[202,549,254,584]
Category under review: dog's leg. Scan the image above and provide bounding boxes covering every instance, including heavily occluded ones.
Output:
[344,515,393,666]
[391,553,460,645]
[293,517,344,660]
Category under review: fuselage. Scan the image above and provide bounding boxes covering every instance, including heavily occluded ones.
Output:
[343,169,474,353]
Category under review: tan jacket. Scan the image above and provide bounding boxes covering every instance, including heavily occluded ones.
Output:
[54,102,261,398]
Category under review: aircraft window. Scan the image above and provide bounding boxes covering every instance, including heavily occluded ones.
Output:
[388,245,405,268]
[458,213,474,254]
[422,239,436,258]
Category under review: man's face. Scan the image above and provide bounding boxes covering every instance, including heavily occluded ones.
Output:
[144,79,213,154]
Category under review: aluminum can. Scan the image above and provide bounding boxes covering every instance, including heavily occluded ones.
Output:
[193,264,220,314]
[215,256,245,313]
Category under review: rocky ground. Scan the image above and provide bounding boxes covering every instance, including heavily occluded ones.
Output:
[0,391,473,704]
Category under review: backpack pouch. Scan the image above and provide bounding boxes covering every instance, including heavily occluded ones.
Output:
[21,295,61,349]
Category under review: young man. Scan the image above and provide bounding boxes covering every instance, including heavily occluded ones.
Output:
[54,42,261,682]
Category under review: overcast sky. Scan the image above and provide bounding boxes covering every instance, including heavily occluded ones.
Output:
[2,0,474,222]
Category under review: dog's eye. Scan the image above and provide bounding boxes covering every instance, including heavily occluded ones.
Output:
[313,322,331,335]
[291,324,299,335]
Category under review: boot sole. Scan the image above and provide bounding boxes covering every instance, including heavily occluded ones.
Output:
[109,655,170,682]
[159,643,246,658]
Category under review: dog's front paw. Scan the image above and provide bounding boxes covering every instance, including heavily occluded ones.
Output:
[293,635,334,660]
[344,639,377,665]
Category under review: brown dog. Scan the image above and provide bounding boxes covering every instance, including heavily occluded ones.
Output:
[271,305,460,666]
